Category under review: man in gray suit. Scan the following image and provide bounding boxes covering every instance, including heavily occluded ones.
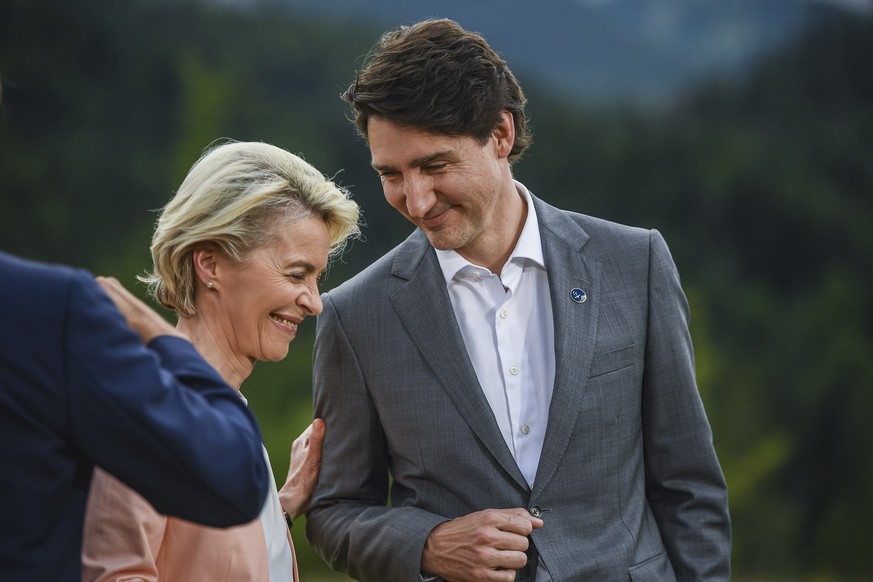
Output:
[307,18,730,582]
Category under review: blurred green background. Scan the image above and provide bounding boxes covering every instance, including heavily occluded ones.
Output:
[2,0,871,579]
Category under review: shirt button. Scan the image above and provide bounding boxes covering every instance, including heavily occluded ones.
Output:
[520,424,530,434]
[529,505,542,518]
[499,309,508,319]
[472,270,481,279]
[509,366,519,375]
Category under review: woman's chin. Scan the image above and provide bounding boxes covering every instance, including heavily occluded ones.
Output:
[258,343,292,363]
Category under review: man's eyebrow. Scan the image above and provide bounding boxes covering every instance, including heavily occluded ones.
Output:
[371,161,394,173]
[371,150,454,172]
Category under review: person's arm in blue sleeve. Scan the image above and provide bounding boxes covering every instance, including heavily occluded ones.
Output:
[68,274,269,527]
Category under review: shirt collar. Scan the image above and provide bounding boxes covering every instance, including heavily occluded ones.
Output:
[435,180,545,285]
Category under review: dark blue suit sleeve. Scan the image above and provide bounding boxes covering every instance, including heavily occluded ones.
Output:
[65,271,269,527]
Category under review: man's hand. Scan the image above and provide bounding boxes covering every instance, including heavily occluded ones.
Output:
[278,418,326,520]
[96,276,185,344]
[421,507,543,582]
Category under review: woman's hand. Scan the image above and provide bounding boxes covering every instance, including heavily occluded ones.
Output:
[278,418,326,521]
[96,276,186,344]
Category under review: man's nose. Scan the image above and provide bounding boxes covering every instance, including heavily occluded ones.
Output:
[404,173,435,219]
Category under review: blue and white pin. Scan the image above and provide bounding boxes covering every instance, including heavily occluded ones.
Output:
[570,287,587,304]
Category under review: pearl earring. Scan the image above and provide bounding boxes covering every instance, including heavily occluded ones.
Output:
[207,281,214,288]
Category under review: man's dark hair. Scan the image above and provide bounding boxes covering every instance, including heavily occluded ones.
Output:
[342,19,532,163]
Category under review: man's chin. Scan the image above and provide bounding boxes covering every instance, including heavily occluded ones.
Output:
[421,229,461,252]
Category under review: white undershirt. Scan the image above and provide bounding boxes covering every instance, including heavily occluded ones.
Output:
[240,393,295,581]
[435,182,556,488]
[261,446,295,581]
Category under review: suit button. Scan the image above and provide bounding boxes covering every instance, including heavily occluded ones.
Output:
[529,505,542,518]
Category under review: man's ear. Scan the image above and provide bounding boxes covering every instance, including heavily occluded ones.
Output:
[493,110,516,159]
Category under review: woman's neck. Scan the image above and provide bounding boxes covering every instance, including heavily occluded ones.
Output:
[176,314,253,391]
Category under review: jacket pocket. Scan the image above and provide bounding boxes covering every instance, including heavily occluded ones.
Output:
[588,343,636,378]
[628,551,676,581]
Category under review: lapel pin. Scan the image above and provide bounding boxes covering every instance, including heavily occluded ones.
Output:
[570,288,587,304]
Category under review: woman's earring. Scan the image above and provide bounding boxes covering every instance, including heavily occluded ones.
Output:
[207,281,214,288]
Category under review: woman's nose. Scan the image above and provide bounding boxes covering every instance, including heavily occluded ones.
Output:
[299,284,323,316]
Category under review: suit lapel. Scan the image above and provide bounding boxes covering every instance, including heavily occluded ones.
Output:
[531,198,600,498]
[389,231,530,491]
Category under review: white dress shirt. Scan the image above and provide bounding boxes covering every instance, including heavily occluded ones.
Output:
[436,182,555,581]
[435,182,556,488]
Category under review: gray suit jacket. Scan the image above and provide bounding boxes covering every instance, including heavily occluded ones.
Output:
[307,195,731,581]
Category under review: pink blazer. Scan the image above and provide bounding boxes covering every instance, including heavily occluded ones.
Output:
[82,469,298,581]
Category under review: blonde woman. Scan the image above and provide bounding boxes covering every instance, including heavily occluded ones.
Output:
[82,141,360,581]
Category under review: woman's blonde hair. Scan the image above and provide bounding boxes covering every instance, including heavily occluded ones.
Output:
[140,140,360,316]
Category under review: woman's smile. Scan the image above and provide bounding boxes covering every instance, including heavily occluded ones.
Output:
[269,313,300,338]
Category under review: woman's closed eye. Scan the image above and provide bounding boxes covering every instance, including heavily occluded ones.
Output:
[287,271,323,287]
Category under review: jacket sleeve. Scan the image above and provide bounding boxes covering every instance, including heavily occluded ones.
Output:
[66,271,269,527]
[641,230,732,579]
[82,468,166,582]
[306,293,447,582]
